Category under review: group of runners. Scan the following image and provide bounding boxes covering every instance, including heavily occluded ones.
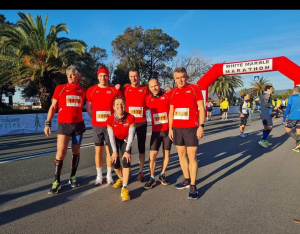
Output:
[44,65,205,201]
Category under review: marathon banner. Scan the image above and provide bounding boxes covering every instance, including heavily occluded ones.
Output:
[223,58,273,75]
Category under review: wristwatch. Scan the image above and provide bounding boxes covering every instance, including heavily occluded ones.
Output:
[199,124,204,127]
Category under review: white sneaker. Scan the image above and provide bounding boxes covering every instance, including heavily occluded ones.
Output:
[106,175,114,185]
[240,133,246,138]
[258,140,268,148]
[95,176,103,186]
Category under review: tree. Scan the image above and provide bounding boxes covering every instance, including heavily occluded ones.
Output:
[170,50,213,86]
[0,12,88,111]
[249,76,272,98]
[209,75,244,105]
[111,26,179,84]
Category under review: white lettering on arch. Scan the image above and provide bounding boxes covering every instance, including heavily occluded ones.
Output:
[223,59,273,75]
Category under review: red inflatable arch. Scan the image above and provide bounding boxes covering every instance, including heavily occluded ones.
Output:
[197,56,300,107]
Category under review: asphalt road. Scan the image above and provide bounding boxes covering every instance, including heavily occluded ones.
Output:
[1,111,300,234]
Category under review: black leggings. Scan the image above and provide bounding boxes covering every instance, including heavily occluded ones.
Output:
[135,122,147,154]
[107,138,131,169]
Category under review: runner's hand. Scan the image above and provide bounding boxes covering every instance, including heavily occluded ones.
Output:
[44,126,51,137]
[197,126,204,139]
[111,151,118,164]
[169,129,173,141]
[122,152,131,163]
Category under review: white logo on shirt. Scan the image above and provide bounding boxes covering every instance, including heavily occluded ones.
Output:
[139,89,143,92]
[96,91,99,93]
[114,125,118,127]
[107,91,111,94]
[124,123,129,126]
[186,90,191,93]
[66,90,70,92]
[161,97,165,100]
[175,92,179,94]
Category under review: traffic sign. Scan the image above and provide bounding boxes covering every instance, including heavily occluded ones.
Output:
[253,75,260,81]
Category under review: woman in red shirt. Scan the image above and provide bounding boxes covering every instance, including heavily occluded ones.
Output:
[106,97,136,201]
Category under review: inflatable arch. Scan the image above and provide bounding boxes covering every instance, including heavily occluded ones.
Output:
[197,56,300,106]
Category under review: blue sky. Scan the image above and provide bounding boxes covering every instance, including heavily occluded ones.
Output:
[2,9,300,103]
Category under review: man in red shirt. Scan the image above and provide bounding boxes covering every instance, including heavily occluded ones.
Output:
[168,67,205,200]
[122,68,150,183]
[144,78,172,189]
[86,65,123,186]
[45,65,87,194]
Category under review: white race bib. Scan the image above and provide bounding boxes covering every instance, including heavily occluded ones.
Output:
[129,106,143,118]
[153,112,168,125]
[66,95,82,107]
[96,111,111,122]
[174,108,189,120]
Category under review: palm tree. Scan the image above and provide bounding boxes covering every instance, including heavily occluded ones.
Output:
[209,74,244,105]
[0,12,88,110]
[249,76,272,98]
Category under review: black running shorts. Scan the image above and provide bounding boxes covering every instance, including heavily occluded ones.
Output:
[173,127,199,147]
[57,121,86,136]
[150,130,172,151]
[92,126,110,147]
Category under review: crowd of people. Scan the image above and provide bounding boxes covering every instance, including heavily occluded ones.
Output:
[44,65,205,201]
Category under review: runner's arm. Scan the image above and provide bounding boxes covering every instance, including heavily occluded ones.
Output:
[86,101,92,118]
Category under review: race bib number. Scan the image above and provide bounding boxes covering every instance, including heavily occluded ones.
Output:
[153,112,168,125]
[96,111,111,122]
[129,107,143,118]
[66,95,82,107]
[174,108,189,120]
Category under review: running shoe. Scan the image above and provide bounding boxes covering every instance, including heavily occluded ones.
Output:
[106,175,114,185]
[137,172,145,183]
[240,133,246,138]
[264,140,272,146]
[121,187,130,201]
[293,148,300,153]
[158,173,170,185]
[69,176,79,188]
[294,141,300,151]
[95,176,103,186]
[48,180,61,195]
[188,185,198,200]
[113,178,123,188]
[258,140,268,148]
[144,177,156,189]
[174,179,190,189]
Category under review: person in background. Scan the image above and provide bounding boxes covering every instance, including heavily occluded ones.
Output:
[205,98,213,121]
[282,86,300,152]
[221,97,229,120]
[251,100,256,114]
[258,85,278,148]
[239,94,250,138]
[168,67,205,200]
[144,78,172,189]
[45,65,87,194]
[247,98,252,121]
[219,98,223,120]
[107,97,136,201]
[86,65,123,186]
[122,68,150,183]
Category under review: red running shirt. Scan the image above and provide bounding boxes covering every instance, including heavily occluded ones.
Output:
[169,83,203,128]
[122,84,150,123]
[106,113,135,140]
[146,92,170,132]
[52,83,87,123]
[86,85,123,127]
